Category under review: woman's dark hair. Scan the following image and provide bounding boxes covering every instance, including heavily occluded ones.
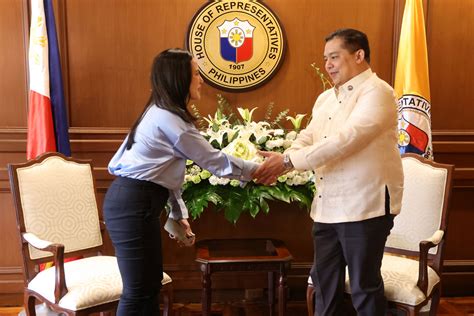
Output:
[325,28,371,63]
[126,48,195,149]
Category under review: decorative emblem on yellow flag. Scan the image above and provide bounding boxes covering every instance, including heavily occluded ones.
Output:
[187,0,286,91]
[395,0,433,159]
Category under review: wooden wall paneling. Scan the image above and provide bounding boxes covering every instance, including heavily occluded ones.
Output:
[432,132,474,296]
[0,129,28,301]
[0,180,24,297]
[442,185,474,296]
[391,0,403,83]
[427,0,474,131]
[64,0,205,128]
[434,137,474,170]
[444,187,474,260]
[63,0,396,129]
[0,0,28,127]
[0,188,23,264]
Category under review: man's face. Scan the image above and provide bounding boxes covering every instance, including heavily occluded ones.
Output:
[324,37,364,87]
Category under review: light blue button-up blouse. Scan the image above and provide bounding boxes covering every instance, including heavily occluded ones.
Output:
[108,105,258,219]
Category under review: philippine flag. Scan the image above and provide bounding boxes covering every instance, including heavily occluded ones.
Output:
[218,18,255,64]
[27,0,71,160]
[398,114,429,155]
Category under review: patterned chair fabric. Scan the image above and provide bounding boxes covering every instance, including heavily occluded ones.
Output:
[385,156,448,255]
[16,155,103,260]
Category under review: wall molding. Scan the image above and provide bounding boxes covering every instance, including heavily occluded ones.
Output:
[0,267,22,275]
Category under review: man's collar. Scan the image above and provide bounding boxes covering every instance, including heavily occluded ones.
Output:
[334,68,373,96]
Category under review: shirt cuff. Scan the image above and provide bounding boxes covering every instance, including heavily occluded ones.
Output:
[168,190,189,219]
[288,150,312,171]
[240,161,259,181]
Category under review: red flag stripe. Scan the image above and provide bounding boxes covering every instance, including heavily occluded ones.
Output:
[27,91,56,160]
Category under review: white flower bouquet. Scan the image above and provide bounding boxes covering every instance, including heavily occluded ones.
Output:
[183,95,315,223]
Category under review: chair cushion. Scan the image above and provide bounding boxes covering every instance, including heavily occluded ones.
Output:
[28,256,173,311]
[162,272,172,285]
[345,254,440,306]
[28,256,122,311]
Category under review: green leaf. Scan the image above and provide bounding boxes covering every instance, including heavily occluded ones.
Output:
[259,198,270,214]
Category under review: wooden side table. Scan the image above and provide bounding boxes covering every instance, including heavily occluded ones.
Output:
[195,238,293,316]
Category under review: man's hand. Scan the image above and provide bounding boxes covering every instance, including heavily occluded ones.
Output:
[253,151,287,185]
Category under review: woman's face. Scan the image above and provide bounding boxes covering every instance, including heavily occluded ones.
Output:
[189,58,203,101]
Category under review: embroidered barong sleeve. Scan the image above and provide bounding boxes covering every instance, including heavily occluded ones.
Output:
[289,85,397,171]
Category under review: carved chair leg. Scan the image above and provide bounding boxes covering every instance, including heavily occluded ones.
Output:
[277,269,288,316]
[306,284,314,316]
[429,288,441,316]
[24,292,36,316]
[162,282,174,316]
[268,271,275,316]
[406,306,417,316]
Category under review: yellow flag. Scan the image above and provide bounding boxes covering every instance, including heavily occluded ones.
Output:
[395,0,433,159]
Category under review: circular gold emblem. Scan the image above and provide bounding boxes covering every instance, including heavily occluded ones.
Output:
[187,0,286,92]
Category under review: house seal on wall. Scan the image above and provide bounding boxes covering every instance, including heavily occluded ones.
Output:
[187,0,286,92]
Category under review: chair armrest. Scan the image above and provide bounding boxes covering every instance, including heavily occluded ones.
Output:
[23,233,54,250]
[22,233,68,303]
[424,230,444,245]
[417,230,444,295]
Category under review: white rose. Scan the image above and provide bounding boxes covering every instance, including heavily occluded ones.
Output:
[292,175,304,185]
[273,139,284,147]
[283,140,292,149]
[217,178,230,185]
[265,140,276,149]
[209,175,219,186]
[222,138,258,161]
[286,131,297,140]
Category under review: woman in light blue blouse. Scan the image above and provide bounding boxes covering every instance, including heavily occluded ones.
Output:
[103,49,258,316]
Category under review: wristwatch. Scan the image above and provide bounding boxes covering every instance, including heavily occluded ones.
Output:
[283,154,294,171]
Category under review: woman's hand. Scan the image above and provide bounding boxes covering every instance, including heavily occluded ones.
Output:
[177,218,196,247]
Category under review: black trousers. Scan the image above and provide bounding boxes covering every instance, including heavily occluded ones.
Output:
[103,176,169,316]
[310,190,394,316]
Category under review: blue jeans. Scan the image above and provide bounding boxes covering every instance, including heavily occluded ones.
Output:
[103,176,169,316]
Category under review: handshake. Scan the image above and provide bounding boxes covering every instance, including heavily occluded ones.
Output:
[253,151,293,185]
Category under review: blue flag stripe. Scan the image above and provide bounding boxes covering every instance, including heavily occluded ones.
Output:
[44,0,71,156]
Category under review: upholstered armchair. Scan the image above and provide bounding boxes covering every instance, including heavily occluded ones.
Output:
[307,153,454,316]
[8,152,173,315]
